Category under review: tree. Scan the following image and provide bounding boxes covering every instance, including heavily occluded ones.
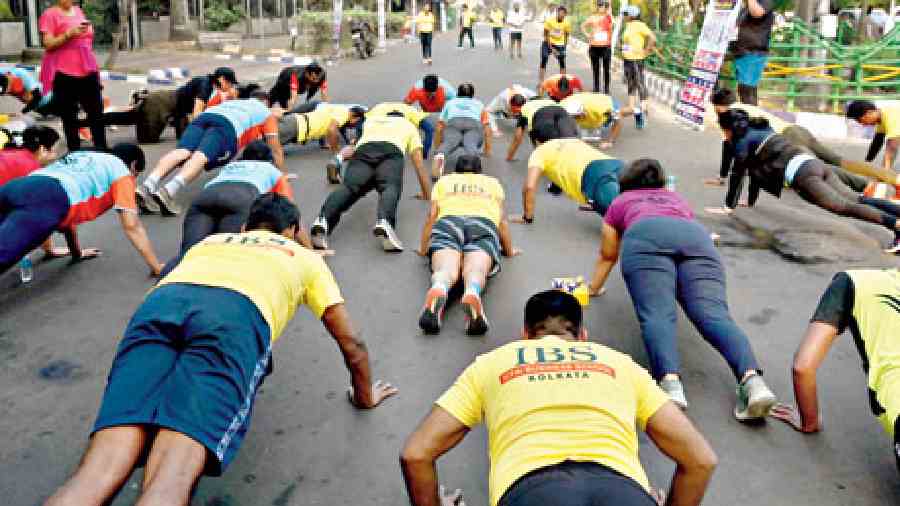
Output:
[171,0,197,40]
[105,0,130,68]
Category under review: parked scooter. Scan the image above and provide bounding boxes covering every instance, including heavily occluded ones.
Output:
[350,19,375,59]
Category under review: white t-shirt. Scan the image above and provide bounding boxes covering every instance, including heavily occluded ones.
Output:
[507,10,526,32]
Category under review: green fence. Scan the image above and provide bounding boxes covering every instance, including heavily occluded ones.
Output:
[573,17,900,112]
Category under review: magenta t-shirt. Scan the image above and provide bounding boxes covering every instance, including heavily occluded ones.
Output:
[38,6,98,92]
[604,188,695,234]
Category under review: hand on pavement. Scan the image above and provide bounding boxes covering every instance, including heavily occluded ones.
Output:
[589,286,607,297]
[770,403,819,433]
[440,485,466,506]
[348,380,399,409]
[509,214,529,224]
[316,249,336,257]
[413,192,429,200]
[44,246,71,258]
[578,204,595,212]
[702,177,726,187]
[704,206,733,215]
[504,248,523,257]
[651,488,666,506]
[72,248,102,262]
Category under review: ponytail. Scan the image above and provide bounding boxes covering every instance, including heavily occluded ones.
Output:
[5,126,60,152]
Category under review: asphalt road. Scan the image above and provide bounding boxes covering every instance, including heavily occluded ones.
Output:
[2,26,900,506]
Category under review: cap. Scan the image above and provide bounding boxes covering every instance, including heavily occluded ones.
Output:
[625,5,641,17]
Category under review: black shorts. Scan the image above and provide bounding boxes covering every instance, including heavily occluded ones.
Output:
[623,59,648,100]
[510,32,523,41]
[429,216,501,275]
[498,461,657,506]
[894,416,900,476]
[92,284,272,476]
[540,41,566,69]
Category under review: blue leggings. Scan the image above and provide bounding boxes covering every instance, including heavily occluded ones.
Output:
[621,217,761,381]
[0,176,70,274]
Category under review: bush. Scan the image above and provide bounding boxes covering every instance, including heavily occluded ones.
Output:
[81,0,117,45]
[0,0,15,20]
[205,0,244,31]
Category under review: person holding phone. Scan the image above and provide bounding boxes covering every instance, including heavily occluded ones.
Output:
[38,0,106,151]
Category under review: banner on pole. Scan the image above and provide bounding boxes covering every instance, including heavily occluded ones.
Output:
[378,0,386,48]
[674,0,742,129]
[333,0,343,53]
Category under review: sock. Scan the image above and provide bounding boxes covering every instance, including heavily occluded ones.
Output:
[142,174,160,192]
[163,175,187,197]
[464,279,482,298]
[431,271,451,293]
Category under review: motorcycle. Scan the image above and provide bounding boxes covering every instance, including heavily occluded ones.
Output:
[350,20,376,59]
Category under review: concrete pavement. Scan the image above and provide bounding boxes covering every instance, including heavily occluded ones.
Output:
[2,28,900,506]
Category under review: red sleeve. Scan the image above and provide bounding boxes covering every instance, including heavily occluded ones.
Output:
[290,72,299,92]
[320,79,328,95]
[207,92,223,108]
[573,77,584,92]
[271,175,294,200]
[38,7,57,35]
[110,176,137,212]
[404,87,418,105]
[262,115,279,136]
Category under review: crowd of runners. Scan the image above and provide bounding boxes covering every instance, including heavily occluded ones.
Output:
[2,2,900,505]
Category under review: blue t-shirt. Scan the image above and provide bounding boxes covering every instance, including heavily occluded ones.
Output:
[0,66,40,93]
[206,99,273,139]
[415,77,457,101]
[440,97,486,123]
[205,160,282,194]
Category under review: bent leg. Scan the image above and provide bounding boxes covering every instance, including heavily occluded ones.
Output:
[373,155,405,226]
[137,429,206,506]
[43,426,148,506]
[795,166,895,230]
[320,158,375,230]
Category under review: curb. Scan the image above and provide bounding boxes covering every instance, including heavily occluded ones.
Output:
[213,53,315,65]
[570,40,879,142]
[4,63,190,85]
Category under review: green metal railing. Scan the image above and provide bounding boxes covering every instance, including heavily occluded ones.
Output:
[573,17,900,112]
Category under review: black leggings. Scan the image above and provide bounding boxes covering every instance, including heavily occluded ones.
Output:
[793,159,898,233]
[492,27,503,48]
[51,72,107,151]
[420,32,433,58]
[459,27,474,47]
[588,46,612,94]
[498,461,656,506]
[180,182,260,253]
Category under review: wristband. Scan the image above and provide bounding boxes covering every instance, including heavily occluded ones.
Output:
[523,215,533,224]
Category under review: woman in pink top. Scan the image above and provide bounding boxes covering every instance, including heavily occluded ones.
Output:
[39,0,106,151]
[582,1,614,93]
[588,158,777,422]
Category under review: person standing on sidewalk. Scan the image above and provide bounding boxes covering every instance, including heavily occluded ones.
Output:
[727,0,775,105]
[588,158,778,418]
[38,0,106,151]
[582,1,614,94]
[458,4,476,49]
[539,6,571,86]
[490,5,505,50]
[417,3,436,65]
[507,3,526,59]
[621,6,655,129]
[847,100,900,173]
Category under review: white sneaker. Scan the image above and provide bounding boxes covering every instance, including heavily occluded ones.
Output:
[734,375,777,421]
[659,378,689,409]
[373,219,403,252]
[432,153,445,181]
[310,216,329,250]
[135,184,160,214]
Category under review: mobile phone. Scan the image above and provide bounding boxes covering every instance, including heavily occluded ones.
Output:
[80,20,90,26]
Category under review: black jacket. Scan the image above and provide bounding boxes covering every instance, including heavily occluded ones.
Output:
[725,128,805,208]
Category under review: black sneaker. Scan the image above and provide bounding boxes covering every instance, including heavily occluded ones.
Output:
[547,182,563,195]
[462,293,489,336]
[886,236,900,254]
[419,287,448,334]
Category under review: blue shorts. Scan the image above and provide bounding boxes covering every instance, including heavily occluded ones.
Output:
[177,113,239,170]
[581,158,624,216]
[92,283,272,476]
[604,99,621,128]
[734,53,768,87]
[0,176,70,274]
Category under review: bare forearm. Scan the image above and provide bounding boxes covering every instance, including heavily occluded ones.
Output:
[499,219,515,254]
[63,228,81,258]
[590,258,616,292]
[420,218,435,254]
[522,188,536,219]
[747,0,766,17]
[884,141,898,171]
[793,368,821,432]
[483,126,492,154]
[413,152,431,198]
[401,459,441,506]
[665,464,714,506]
[345,338,375,407]
[123,222,161,272]
[507,134,523,160]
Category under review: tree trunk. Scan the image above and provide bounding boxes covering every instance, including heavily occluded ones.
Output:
[170,0,197,41]
[282,0,289,32]
[105,0,130,68]
[660,0,668,29]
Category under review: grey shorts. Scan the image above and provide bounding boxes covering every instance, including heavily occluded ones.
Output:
[429,216,501,275]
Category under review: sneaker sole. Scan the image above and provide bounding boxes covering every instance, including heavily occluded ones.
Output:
[310,223,328,249]
[461,294,489,336]
[737,393,777,421]
[151,193,179,217]
[326,164,342,184]
[419,290,447,334]
[135,191,160,214]
[373,227,403,252]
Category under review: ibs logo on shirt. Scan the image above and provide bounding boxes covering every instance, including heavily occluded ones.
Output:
[499,345,616,384]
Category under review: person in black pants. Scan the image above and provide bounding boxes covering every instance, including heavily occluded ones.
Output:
[458,4,475,49]
[582,1,614,93]
[716,109,900,252]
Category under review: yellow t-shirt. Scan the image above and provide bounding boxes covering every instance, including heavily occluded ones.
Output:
[298,104,351,143]
[732,104,789,134]
[562,92,615,129]
[845,270,900,436]
[622,20,653,60]
[367,102,429,127]
[520,99,557,131]
[462,11,477,28]
[158,230,344,340]
[528,138,611,204]
[544,17,571,46]
[432,172,505,225]
[416,12,435,33]
[490,9,505,28]
[436,336,669,506]
[876,105,900,139]
[358,115,424,155]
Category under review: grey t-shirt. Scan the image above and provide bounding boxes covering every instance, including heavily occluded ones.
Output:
[728,0,775,56]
